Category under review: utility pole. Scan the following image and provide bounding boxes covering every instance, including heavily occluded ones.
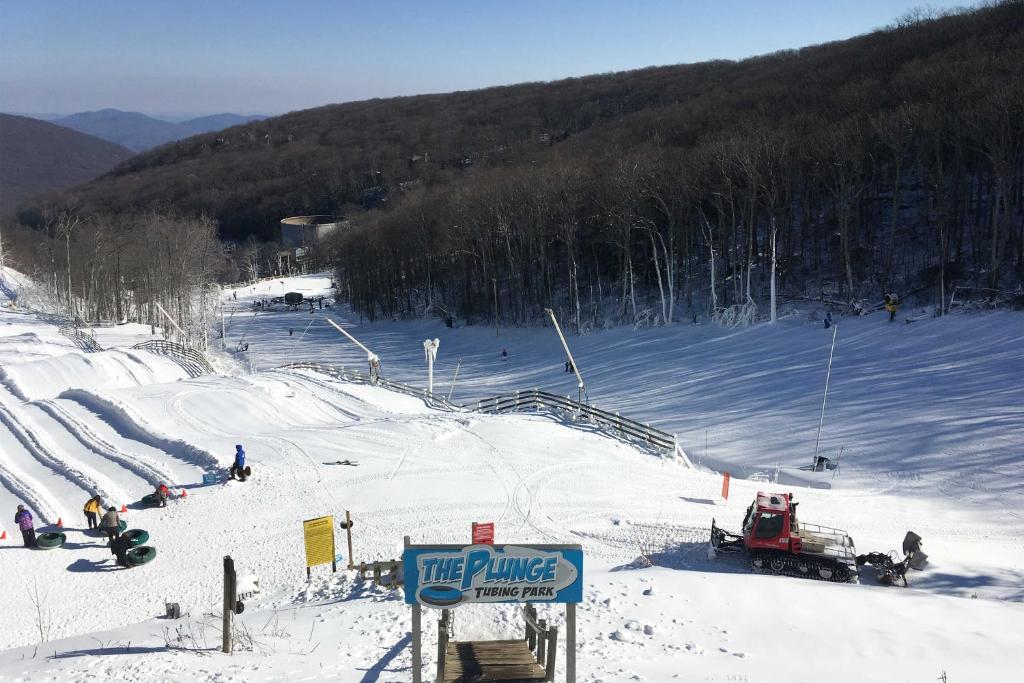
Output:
[544,308,586,404]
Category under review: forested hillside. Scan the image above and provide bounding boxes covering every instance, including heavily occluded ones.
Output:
[0,114,133,216]
[11,2,1024,327]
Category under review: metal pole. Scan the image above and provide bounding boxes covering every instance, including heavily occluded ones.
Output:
[299,315,317,341]
[406,535,422,683]
[544,308,585,403]
[155,301,187,345]
[812,325,838,469]
[566,603,576,683]
[446,358,462,402]
[220,303,226,350]
[324,317,375,359]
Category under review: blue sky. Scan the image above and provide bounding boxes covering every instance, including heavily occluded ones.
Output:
[0,0,975,118]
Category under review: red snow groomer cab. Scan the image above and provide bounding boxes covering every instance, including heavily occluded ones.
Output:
[710,491,858,582]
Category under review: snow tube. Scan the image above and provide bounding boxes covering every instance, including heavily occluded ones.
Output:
[123,529,150,546]
[126,546,157,566]
[141,493,162,508]
[35,531,66,549]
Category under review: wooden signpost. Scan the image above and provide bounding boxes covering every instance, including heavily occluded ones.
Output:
[404,537,582,682]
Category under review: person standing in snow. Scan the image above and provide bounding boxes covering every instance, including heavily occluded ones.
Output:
[110,533,132,567]
[155,483,170,507]
[501,349,508,361]
[14,504,35,547]
[101,506,121,544]
[230,444,247,481]
[884,293,901,322]
[83,494,101,529]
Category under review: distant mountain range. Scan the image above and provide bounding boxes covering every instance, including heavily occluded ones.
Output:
[0,113,134,216]
[49,109,267,152]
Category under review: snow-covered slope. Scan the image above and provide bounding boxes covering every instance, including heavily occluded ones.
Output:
[0,274,1020,682]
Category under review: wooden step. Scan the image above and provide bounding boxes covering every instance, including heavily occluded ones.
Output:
[443,640,546,682]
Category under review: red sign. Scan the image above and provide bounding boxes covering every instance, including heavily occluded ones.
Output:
[721,472,731,501]
[472,522,494,545]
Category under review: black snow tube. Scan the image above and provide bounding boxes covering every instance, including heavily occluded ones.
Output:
[35,531,66,549]
[141,493,162,508]
[123,529,150,546]
[126,546,157,566]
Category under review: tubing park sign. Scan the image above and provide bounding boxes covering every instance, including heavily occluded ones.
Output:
[403,543,583,607]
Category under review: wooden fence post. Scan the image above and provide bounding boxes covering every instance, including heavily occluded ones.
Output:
[222,555,236,653]
[345,510,355,570]
[437,609,449,682]
[537,619,547,663]
[545,626,558,681]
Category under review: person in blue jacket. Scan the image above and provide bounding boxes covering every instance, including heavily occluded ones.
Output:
[230,444,248,481]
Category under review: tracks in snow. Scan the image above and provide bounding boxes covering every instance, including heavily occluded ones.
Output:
[34,399,177,487]
[0,388,129,509]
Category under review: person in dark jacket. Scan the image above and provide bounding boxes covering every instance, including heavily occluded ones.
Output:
[14,505,35,547]
[110,533,133,567]
[230,444,247,481]
[100,507,121,544]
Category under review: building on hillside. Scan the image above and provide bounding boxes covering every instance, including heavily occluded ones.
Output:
[280,215,346,249]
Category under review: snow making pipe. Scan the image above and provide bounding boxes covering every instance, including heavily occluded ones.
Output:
[544,308,586,403]
[324,317,375,360]
[812,325,838,469]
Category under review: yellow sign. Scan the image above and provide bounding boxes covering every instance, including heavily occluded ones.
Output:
[303,515,336,568]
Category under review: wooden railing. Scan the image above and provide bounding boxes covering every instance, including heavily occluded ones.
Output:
[278,362,462,411]
[436,606,557,682]
[470,389,692,464]
[522,604,559,681]
[132,340,215,378]
[278,362,693,467]
[58,325,103,353]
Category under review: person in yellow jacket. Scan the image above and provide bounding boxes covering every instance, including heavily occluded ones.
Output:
[884,293,901,322]
[83,494,102,529]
